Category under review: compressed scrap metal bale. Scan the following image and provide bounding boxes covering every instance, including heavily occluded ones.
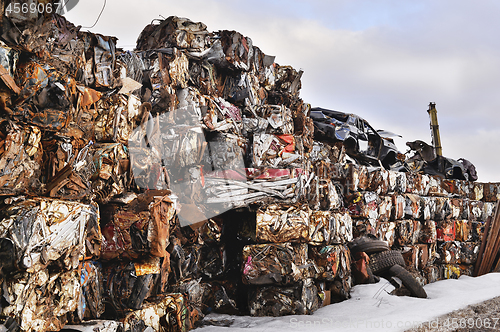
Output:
[427,175,446,196]
[204,281,241,315]
[310,142,346,165]
[459,242,480,265]
[436,220,456,242]
[12,61,76,132]
[100,193,175,261]
[309,245,345,281]
[204,168,308,210]
[437,241,460,264]
[433,197,452,221]
[395,219,420,246]
[308,178,342,211]
[387,170,406,194]
[309,210,353,245]
[423,265,441,284]
[449,198,464,220]
[366,168,390,195]
[1,269,81,332]
[471,220,486,242]
[74,260,105,321]
[391,194,405,221]
[483,202,496,221]
[377,195,393,222]
[401,246,419,271]
[403,244,430,271]
[375,221,396,247]
[136,16,210,51]
[0,122,42,195]
[346,191,378,222]
[248,278,320,317]
[455,220,472,242]
[471,182,484,201]
[91,143,130,203]
[242,105,294,135]
[326,244,352,302]
[122,293,195,332]
[94,93,143,144]
[254,204,310,243]
[251,133,305,169]
[404,194,421,219]
[43,137,95,200]
[241,243,310,285]
[419,220,437,244]
[0,198,99,274]
[459,264,474,277]
[420,196,437,221]
[102,258,162,316]
[441,264,461,279]
[468,200,484,222]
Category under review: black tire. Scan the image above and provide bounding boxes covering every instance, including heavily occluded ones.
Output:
[349,236,390,254]
[387,265,427,298]
[368,250,406,275]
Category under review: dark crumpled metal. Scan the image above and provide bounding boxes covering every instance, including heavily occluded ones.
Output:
[248,279,319,317]
[242,243,310,285]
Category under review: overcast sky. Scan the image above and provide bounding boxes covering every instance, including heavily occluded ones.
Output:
[65,0,500,182]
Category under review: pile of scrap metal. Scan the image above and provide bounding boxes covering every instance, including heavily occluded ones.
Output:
[0,3,497,332]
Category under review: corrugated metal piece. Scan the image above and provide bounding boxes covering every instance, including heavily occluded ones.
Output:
[242,243,309,285]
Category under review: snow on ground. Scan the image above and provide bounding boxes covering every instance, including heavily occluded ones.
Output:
[194,272,500,332]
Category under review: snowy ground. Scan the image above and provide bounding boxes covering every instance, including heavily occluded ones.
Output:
[194,273,500,332]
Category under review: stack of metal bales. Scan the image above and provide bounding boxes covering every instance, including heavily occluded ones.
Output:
[0,4,498,332]
[345,164,495,283]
